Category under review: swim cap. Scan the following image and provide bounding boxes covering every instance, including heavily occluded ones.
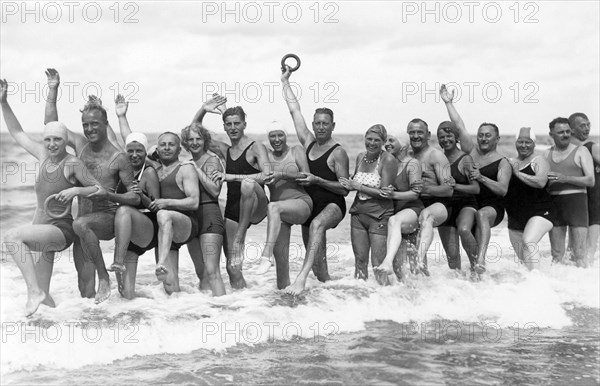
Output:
[366,124,387,141]
[516,127,536,142]
[125,132,148,151]
[43,121,68,140]
[267,121,288,136]
[395,132,410,148]
[147,145,160,161]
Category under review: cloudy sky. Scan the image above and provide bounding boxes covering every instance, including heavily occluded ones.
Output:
[1,1,598,138]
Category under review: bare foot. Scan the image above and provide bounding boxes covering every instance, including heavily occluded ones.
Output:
[254,256,274,275]
[284,279,306,296]
[25,290,47,317]
[474,264,486,275]
[108,262,126,273]
[42,293,56,308]
[155,265,169,282]
[94,278,111,304]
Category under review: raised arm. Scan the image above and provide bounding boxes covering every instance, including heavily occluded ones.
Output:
[440,84,475,154]
[191,93,227,125]
[0,79,44,159]
[114,94,131,145]
[44,68,60,124]
[510,155,549,189]
[281,66,314,148]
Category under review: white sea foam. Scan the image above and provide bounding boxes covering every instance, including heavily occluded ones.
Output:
[1,233,598,373]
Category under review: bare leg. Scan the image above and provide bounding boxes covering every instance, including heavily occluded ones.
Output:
[474,207,497,273]
[521,217,553,270]
[417,203,448,275]
[224,219,246,289]
[116,251,139,299]
[201,233,226,296]
[369,231,390,286]
[439,226,461,270]
[257,199,310,274]
[73,212,115,304]
[187,238,206,286]
[35,251,56,307]
[456,208,478,269]
[111,207,154,273]
[351,220,370,280]
[569,226,589,267]
[273,223,291,290]
[162,250,180,294]
[376,209,418,274]
[155,210,191,289]
[285,204,342,295]
[549,226,567,264]
[73,240,96,298]
[231,180,268,266]
[4,224,66,316]
[587,224,600,262]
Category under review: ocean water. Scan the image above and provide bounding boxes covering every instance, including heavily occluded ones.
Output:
[1,133,599,385]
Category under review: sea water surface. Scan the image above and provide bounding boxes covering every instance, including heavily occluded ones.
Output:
[1,133,599,385]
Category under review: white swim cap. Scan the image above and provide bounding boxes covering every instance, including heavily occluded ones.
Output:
[395,132,410,148]
[267,120,288,136]
[516,127,536,142]
[125,132,148,151]
[43,121,68,140]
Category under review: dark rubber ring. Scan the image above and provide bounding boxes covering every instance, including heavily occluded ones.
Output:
[281,54,301,72]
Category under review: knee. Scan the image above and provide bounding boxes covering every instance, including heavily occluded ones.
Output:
[457,225,471,237]
[115,205,133,219]
[4,228,22,243]
[309,218,326,234]
[156,211,172,227]
[72,218,89,236]
[267,203,281,218]
[240,179,255,197]
[389,215,401,228]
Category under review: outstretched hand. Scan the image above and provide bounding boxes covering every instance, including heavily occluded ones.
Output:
[115,94,128,117]
[440,84,455,103]
[45,68,60,89]
[203,93,227,114]
[0,79,8,103]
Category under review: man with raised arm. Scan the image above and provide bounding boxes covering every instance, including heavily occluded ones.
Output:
[443,85,511,276]
[546,117,594,267]
[192,96,269,289]
[569,113,599,263]
[44,69,139,303]
[408,119,454,276]
[280,66,350,295]
[152,132,200,293]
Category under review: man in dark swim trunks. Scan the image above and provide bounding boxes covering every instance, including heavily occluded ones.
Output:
[569,113,599,263]
[280,66,350,295]
[545,117,594,267]
[152,132,200,294]
[192,98,270,289]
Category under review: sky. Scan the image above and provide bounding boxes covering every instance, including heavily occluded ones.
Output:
[1,0,598,139]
